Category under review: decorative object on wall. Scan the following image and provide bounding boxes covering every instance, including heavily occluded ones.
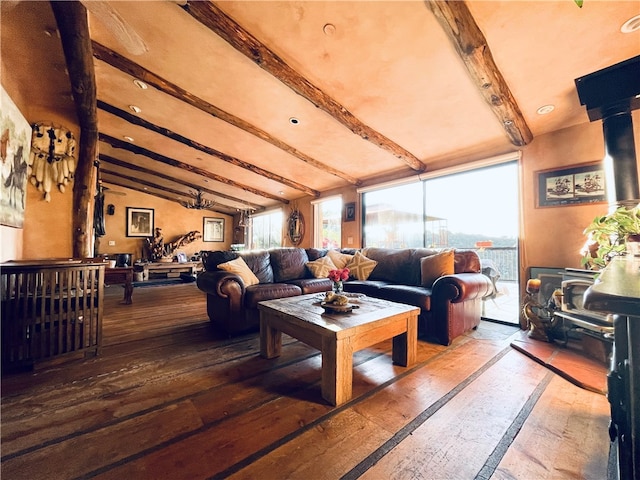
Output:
[145,227,202,261]
[28,122,77,202]
[536,161,607,208]
[288,204,304,245]
[107,204,115,215]
[126,207,154,237]
[179,189,215,210]
[344,202,356,222]
[203,217,225,242]
[0,86,31,228]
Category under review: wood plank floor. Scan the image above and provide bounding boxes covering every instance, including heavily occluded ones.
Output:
[1,283,613,479]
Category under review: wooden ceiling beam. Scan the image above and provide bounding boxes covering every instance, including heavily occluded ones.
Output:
[183,1,427,172]
[425,0,533,146]
[50,1,97,257]
[99,154,262,210]
[101,168,226,212]
[100,177,184,206]
[99,133,289,204]
[92,41,360,186]
[97,100,319,198]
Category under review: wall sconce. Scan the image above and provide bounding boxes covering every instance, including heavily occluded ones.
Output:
[28,122,76,202]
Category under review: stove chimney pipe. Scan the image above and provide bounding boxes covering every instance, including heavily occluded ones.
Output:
[575,56,640,209]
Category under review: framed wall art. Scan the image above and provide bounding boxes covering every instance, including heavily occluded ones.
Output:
[203,217,224,242]
[536,161,607,208]
[344,202,356,222]
[0,86,32,228]
[126,207,154,237]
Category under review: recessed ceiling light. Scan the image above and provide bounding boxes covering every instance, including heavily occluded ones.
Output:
[537,104,555,115]
[123,136,134,142]
[289,117,300,125]
[129,105,142,113]
[621,14,640,33]
[323,23,336,36]
[133,79,148,90]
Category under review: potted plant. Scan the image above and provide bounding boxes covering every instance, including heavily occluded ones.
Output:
[581,204,640,269]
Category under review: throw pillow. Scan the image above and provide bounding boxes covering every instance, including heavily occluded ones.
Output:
[218,257,260,286]
[346,251,378,280]
[420,250,455,288]
[327,249,353,269]
[306,256,338,278]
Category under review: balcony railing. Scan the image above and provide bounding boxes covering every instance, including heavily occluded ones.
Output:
[473,247,518,282]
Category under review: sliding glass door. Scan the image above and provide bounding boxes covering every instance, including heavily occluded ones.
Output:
[423,162,519,324]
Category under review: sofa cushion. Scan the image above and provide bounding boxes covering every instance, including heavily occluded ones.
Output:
[327,249,353,269]
[360,248,412,283]
[241,250,274,283]
[376,284,432,311]
[343,279,388,296]
[270,248,310,282]
[454,250,481,274]
[202,250,239,271]
[244,283,302,309]
[287,277,333,294]
[305,248,328,261]
[420,250,455,288]
[306,256,337,278]
[218,257,260,286]
[346,251,378,280]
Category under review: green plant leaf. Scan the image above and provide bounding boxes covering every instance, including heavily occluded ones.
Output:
[574,0,584,7]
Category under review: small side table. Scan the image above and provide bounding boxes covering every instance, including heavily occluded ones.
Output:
[105,267,134,304]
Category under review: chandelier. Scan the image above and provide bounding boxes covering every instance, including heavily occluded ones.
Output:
[179,189,215,210]
[238,208,253,227]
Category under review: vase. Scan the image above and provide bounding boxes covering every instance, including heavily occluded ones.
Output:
[333,281,343,294]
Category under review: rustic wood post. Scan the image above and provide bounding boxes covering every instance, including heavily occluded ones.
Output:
[51,1,98,258]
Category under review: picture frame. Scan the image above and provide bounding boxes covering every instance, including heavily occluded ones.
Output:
[176,252,188,263]
[344,202,356,222]
[536,161,607,208]
[203,217,224,242]
[1,86,32,228]
[126,207,154,237]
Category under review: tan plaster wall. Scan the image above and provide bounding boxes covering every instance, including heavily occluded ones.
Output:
[96,184,234,262]
[2,68,78,260]
[520,111,640,274]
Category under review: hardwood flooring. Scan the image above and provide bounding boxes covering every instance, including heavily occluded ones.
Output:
[1,283,613,479]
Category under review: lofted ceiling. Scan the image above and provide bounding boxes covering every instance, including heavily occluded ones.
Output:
[2,1,639,215]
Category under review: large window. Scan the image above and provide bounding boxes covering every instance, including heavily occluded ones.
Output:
[313,196,342,248]
[249,209,283,250]
[362,182,424,248]
[362,159,520,324]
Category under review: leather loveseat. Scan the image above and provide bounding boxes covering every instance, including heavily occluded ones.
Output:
[196,247,494,345]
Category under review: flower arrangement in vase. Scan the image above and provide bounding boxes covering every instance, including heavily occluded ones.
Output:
[328,268,350,293]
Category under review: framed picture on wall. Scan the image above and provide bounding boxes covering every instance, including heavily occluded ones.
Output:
[536,161,607,208]
[203,217,224,242]
[126,207,154,237]
[344,202,356,222]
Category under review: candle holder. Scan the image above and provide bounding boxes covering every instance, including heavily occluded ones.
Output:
[522,279,561,342]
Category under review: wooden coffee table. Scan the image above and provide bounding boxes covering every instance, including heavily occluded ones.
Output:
[258,294,419,406]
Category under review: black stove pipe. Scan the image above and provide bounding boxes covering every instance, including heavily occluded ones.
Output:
[603,111,639,209]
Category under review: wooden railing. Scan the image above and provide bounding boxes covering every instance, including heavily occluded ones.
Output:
[1,260,105,371]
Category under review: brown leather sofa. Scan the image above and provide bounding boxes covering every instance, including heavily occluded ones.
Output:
[196,247,494,345]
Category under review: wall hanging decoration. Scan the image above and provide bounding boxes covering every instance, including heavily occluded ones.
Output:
[536,161,606,208]
[287,204,304,245]
[28,121,77,202]
[0,86,31,228]
[126,207,154,237]
[203,217,225,242]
